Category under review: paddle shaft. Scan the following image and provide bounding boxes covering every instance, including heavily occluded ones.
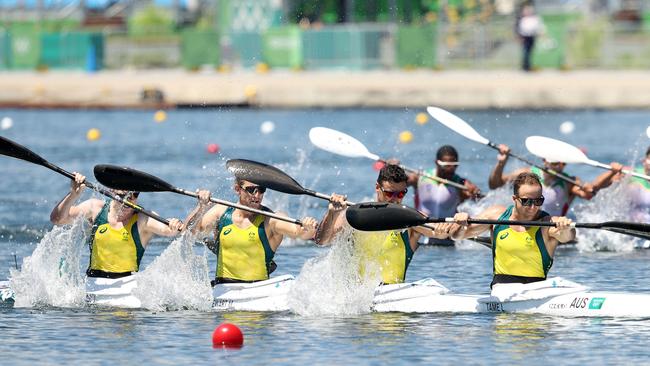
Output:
[397,164,469,191]
[586,160,650,181]
[486,142,583,188]
[172,187,304,226]
[0,140,171,226]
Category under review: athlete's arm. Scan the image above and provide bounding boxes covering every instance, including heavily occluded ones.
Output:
[269,215,318,241]
[489,144,512,189]
[195,204,226,236]
[451,205,506,240]
[543,216,575,257]
[315,193,347,246]
[184,189,214,232]
[50,172,99,224]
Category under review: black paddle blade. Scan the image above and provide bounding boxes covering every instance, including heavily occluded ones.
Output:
[226,159,307,195]
[93,164,174,192]
[0,136,48,166]
[346,202,427,231]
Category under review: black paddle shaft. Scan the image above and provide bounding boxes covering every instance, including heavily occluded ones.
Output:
[94,164,304,226]
[0,136,171,226]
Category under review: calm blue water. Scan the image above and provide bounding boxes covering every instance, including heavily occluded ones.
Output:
[1,108,650,364]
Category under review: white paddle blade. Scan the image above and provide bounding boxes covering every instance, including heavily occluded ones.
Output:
[525,136,589,164]
[309,127,380,161]
[426,106,490,145]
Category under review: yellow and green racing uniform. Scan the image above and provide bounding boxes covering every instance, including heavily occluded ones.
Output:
[214,206,274,283]
[87,201,144,278]
[353,230,413,285]
[491,205,552,285]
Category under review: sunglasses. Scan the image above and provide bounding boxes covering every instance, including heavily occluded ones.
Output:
[517,196,545,207]
[380,187,408,199]
[115,191,139,200]
[241,185,266,195]
[436,160,459,167]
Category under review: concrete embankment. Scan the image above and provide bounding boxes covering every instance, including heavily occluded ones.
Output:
[0,70,649,109]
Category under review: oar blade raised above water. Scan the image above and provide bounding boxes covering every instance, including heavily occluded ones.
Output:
[426,106,490,145]
[346,202,428,231]
[524,136,591,164]
[226,159,307,195]
[309,127,380,161]
[93,164,174,192]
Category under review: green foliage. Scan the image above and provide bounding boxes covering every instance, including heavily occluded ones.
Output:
[567,19,606,68]
[128,5,176,37]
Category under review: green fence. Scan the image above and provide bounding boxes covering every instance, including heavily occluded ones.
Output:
[0,29,10,69]
[533,13,580,69]
[396,24,437,68]
[262,26,302,68]
[302,26,388,69]
[40,32,104,70]
[181,30,220,69]
[10,24,41,69]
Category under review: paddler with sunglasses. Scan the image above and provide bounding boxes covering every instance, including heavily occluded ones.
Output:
[50,173,184,279]
[452,172,575,287]
[405,145,481,246]
[316,164,460,285]
[489,144,623,216]
[190,179,318,285]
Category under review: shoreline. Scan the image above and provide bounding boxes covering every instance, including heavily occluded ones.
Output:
[1,69,650,110]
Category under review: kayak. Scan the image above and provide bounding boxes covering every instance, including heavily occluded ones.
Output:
[2,276,650,318]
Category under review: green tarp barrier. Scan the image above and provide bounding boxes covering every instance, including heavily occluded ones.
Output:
[262,26,302,68]
[40,32,104,70]
[396,24,437,68]
[181,30,220,69]
[532,13,580,69]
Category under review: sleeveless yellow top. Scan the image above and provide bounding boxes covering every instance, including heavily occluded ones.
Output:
[353,230,413,284]
[492,206,552,278]
[89,202,144,273]
[215,207,274,281]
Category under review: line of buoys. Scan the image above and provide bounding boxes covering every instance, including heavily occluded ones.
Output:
[415,112,429,125]
[560,120,575,135]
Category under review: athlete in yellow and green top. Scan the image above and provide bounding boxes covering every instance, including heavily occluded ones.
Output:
[452,172,575,287]
[190,179,318,285]
[316,164,460,285]
[50,173,184,278]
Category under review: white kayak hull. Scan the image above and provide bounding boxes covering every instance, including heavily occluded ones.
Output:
[2,276,650,318]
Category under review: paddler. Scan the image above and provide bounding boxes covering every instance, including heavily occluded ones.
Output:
[316,164,461,285]
[627,147,650,223]
[489,144,622,216]
[50,173,184,279]
[189,179,318,285]
[452,172,575,287]
[405,145,481,245]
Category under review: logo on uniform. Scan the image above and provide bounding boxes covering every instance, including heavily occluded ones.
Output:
[499,232,509,240]
[99,227,108,234]
[249,232,256,240]
[223,228,232,236]
[122,231,130,241]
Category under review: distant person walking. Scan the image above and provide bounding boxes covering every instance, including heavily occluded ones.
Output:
[516,4,544,71]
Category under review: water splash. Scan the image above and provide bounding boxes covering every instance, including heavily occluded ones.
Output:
[573,180,636,252]
[459,185,512,216]
[133,234,212,312]
[288,227,378,316]
[9,220,86,308]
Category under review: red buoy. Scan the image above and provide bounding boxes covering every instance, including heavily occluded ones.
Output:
[212,323,244,348]
[207,143,220,154]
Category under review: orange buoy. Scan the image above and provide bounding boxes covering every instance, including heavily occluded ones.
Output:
[212,323,244,348]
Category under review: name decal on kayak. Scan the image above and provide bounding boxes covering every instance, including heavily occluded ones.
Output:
[485,301,503,312]
[213,298,234,309]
